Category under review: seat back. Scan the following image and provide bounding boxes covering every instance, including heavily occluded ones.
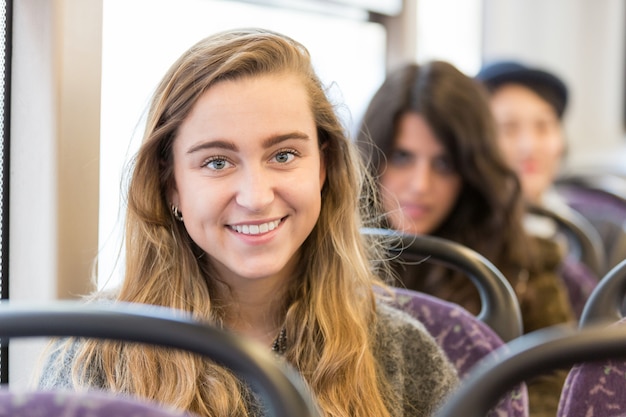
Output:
[553,260,626,416]
[363,228,523,341]
[559,256,598,319]
[527,204,606,277]
[0,390,191,417]
[557,317,626,417]
[390,287,503,375]
[556,176,626,272]
[432,323,626,417]
[390,287,529,417]
[580,258,626,327]
[0,301,321,417]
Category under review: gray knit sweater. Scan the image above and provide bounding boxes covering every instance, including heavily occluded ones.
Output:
[372,302,458,416]
[38,301,458,417]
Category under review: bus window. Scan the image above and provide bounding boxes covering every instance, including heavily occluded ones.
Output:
[415,0,482,75]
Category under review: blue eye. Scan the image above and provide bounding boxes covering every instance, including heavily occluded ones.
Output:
[205,157,232,170]
[274,150,297,164]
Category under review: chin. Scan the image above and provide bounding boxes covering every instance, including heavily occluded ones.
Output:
[403,224,431,236]
[235,266,285,281]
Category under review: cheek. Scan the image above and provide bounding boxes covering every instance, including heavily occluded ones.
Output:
[283,174,323,210]
[441,177,462,208]
[177,178,221,218]
[545,136,566,158]
[175,176,193,210]
[379,169,404,195]
[380,188,399,214]
[499,138,519,156]
[170,159,193,207]
[379,172,402,210]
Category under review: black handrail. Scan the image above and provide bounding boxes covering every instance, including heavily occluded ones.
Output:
[433,323,626,417]
[0,301,320,417]
[580,258,626,327]
[362,228,523,342]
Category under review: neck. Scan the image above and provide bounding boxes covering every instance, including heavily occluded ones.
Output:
[220,277,289,347]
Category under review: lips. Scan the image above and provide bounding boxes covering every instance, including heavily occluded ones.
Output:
[402,204,430,218]
[520,159,540,174]
[229,219,282,235]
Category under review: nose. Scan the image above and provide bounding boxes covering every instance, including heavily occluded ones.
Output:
[408,163,433,194]
[235,166,275,212]
[517,125,539,155]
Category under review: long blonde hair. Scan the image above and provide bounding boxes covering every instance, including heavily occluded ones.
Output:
[66,28,394,417]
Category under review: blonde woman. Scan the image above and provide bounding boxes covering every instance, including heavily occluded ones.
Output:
[38,29,457,417]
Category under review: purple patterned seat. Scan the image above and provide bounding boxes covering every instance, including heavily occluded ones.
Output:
[557,261,626,416]
[390,287,529,417]
[557,318,626,417]
[0,389,193,417]
[432,324,626,417]
[559,256,598,319]
[557,182,626,273]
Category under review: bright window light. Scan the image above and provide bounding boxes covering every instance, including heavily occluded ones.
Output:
[415,0,483,75]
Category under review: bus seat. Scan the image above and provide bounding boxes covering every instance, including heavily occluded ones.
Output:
[0,390,192,417]
[528,204,606,277]
[557,317,626,417]
[0,301,321,417]
[362,227,523,342]
[559,256,598,319]
[389,287,529,417]
[556,177,626,272]
[391,287,504,375]
[432,324,626,417]
[580,258,626,327]
[555,260,626,415]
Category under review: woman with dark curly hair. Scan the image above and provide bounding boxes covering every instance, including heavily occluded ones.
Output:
[357,60,575,417]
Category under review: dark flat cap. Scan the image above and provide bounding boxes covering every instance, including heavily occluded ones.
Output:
[476,60,568,118]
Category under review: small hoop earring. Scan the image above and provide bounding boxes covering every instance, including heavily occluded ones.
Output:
[171,204,183,222]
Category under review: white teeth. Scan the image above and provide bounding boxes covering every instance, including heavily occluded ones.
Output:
[232,219,280,235]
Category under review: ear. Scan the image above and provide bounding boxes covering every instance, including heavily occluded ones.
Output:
[168,182,180,208]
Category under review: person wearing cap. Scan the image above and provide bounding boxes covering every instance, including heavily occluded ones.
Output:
[475,60,569,213]
[478,62,626,277]
[476,60,600,286]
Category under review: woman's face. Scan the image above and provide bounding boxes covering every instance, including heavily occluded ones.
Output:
[380,112,462,235]
[169,73,326,287]
[489,84,566,204]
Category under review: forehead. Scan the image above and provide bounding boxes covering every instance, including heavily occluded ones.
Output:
[490,84,556,117]
[176,72,317,146]
[394,112,445,151]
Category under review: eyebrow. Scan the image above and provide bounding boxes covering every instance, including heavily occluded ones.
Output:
[186,131,310,155]
[262,131,310,148]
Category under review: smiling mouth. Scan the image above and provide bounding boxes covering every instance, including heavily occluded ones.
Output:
[229,218,282,235]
